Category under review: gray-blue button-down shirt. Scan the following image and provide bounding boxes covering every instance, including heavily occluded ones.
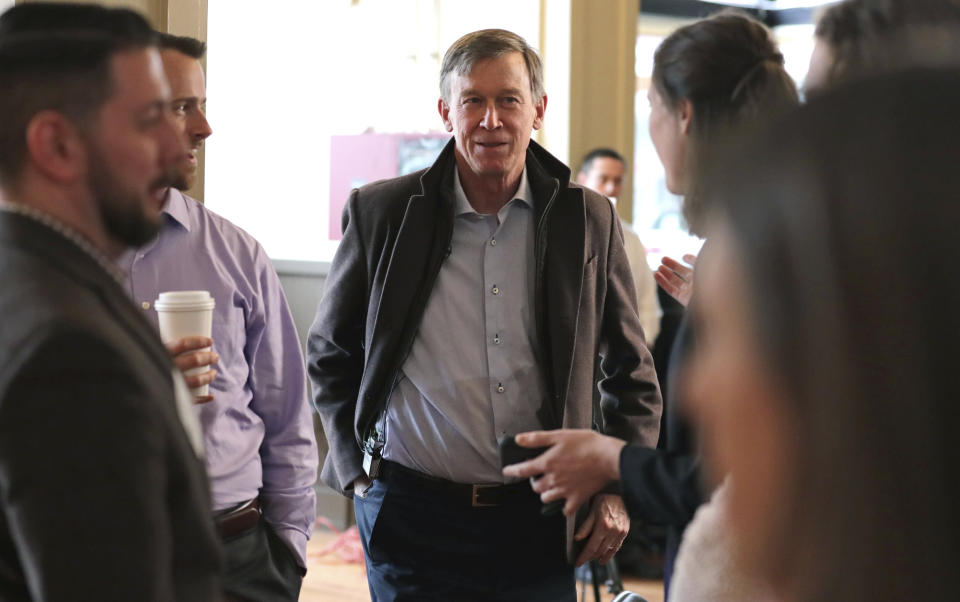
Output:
[382,167,548,483]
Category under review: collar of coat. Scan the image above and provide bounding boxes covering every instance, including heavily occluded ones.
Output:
[415,137,574,219]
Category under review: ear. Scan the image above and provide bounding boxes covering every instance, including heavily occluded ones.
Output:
[438,97,454,133]
[678,98,693,136]
[575,171,588,186]
[25,111,87,183]
[532,94,547,130]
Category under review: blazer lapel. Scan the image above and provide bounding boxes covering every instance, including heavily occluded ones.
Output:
[364,152,456,396]
[527,148,586,426]
[367,194,443,355]
[544,189,585,422]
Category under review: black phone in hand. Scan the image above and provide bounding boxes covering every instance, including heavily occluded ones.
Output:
[498,434,549,467]
[498,435,564,516]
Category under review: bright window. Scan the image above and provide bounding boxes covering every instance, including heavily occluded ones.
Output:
[776,23,817,94]
[205,0,540,263]
[633,17,703,270]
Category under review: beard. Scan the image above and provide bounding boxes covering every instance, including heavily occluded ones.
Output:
[86,144,168,248]
[168,157,193,192]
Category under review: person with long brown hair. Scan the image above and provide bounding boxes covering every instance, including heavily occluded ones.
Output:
[686,66,960,601]
[504,12,798,595]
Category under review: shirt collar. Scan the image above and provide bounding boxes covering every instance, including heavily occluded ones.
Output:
[452,166,533,217]
[161,188,192,232]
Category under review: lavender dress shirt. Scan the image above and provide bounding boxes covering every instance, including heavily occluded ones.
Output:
[119,189,318,566]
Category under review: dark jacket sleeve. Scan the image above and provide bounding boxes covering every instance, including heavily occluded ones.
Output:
[597,203,662,448]
[619,437,702,526]
[0,331,190,600]
[619,319,703,526]
[306,190,368,496]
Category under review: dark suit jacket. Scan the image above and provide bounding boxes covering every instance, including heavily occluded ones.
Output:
[309,139,661,499]
[621,317,702,587]
[0,211,221,601]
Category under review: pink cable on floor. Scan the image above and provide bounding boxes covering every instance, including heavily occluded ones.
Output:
[310,516,366,565]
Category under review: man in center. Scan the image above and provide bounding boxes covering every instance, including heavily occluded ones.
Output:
[308,29,661,600]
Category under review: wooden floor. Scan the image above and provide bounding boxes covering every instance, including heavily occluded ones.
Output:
[301,530,664,602]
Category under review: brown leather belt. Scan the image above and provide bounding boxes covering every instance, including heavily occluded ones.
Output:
[216,498,260,537]
[380,459,535,507]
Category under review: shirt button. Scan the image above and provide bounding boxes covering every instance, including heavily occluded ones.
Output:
[492,286,500,295]
[497,383,505,394]
[493,334,501,345]
[141,301,151,310]
[490,238,497,246]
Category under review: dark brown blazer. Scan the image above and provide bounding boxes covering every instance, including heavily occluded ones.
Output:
[0,211,221,601]
[309,139,662,500]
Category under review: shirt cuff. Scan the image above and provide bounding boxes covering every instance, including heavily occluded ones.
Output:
[273,526,309,571]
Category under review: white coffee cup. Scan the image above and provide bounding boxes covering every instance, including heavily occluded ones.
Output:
[154,290,216,397]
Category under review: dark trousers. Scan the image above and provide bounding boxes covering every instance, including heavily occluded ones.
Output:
[354,469,576,602]
[221,517,303,602]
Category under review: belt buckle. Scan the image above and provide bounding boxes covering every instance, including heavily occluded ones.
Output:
[472,483,500,507]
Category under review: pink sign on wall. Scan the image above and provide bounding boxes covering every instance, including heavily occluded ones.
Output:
[328,133,451,241]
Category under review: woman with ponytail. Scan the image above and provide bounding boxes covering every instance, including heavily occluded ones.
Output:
[503,12,799,600]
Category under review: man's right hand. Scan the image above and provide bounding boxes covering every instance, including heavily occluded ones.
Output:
[502,429,626,517]
[165,336,218,404]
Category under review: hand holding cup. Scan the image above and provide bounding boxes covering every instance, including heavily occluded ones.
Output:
[165,336,219,404]
[154,291,217,402]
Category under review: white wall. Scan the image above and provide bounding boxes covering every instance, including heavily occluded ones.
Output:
[275,267,355,527]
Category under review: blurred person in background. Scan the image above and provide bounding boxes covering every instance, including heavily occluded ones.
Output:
[577,148,661,342]
[505,12,799,597]
[806,0,960,93]
[0,4,221,599]
[661,0,960,306]
[686,66,960,602]
[669,4,960,598]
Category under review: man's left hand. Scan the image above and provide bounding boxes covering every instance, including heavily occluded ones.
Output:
[165,335,219,403]
[574,494,629,567]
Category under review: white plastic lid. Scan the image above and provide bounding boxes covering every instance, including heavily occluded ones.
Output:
[154,290,215,311]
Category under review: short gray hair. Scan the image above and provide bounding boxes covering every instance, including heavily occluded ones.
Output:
[439,29,545,102]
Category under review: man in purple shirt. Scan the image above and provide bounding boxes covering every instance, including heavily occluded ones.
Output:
[119,33,318,602]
